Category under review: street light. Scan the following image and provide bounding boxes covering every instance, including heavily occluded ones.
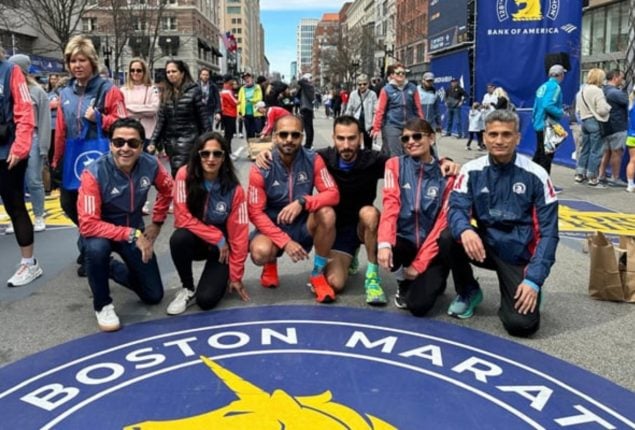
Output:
[382,44,394,78]
[102,36,112,77]
[350,58,360,89]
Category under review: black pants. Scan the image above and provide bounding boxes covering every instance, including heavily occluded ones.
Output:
[449,230,540,337]
[60,187,85,260]
[0,159,33,247]
[301,108,314,149]
[533,130,554,174]
[391,231,459,317]
[362,129,373,150]
[222,115,237,153]
[170,228,229,311]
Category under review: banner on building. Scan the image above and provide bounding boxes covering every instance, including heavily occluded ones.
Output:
[474,0,583,108]
[428,0,471,53]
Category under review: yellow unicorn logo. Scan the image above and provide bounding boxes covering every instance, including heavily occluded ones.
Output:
[512,0,542,21]
[124,356,397,429]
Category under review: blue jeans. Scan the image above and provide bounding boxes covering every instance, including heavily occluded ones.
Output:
[576,118,604,179]
[84,237,164,311]
[446,106,463,137]
[26,134,45,217]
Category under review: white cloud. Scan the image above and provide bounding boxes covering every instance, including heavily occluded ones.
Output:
[261,0,346,11]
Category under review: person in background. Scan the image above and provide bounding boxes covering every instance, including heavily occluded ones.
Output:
[466,102,484,151]
[493,87,511,110]
[6,54,50,234]
[167,131,249,315]
[237,72,264,139]
[296,73,316,149]
[330,89,342,118]
[220,75,239,155]
[417,72,442,134]
[197,67,221,123]
[345,74,377,150]
[444,78,467,138]
[575,68,611,187]
[598,70,628,187]
[78,118,173,332]
[0,46,40,287]
[264,72,288,108]
[625,89,635,193]
[150,59,211,177]
[481,83,498,112]
[51,35,126,277]
[371,64,423,157]
[46,73,61,192]
[531,64,566,174]
[339,88,349,115]
[256,101,291,138]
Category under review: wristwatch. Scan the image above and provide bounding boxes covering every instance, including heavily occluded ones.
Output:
[296,196,306,208]
[128,229,142,243]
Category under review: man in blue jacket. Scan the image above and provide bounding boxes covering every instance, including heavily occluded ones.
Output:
[448,109,559,337]
[532,64,566,174]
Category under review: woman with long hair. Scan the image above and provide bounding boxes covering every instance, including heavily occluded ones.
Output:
[50,35,126,276]
[121,58,159,145]
[150,59,211,176]
[377,118,457,316]
[575,68,612,187]
[166,131,249,315]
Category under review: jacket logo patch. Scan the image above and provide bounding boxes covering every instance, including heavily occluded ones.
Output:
[215,202,228,213]
[296,172,309,184]
[0,84,4,96]
[139,177,151,190]
[272,180,280,187]
[426,186,439,199]
[402,183,412,190]
[110,186,121,196]
[513,182,527,194]
[480,187,490,193]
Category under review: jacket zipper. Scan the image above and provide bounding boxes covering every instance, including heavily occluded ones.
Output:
[414,167,424,248]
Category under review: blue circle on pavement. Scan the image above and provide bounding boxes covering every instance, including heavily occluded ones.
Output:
[0,306,633,429]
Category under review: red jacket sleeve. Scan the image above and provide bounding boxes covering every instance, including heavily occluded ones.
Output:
[78,170,131,241]
[151,160,173,224]
[410,176,456,274]
[227,186,249,282]
[101,86,127,131]
[247,164,291,249]
[303,154,339,212]
[52,101,66,168]
[413,89,424,119]
[378,157,401,246]
[173,166,225,245]
[9,65,35,159]
[372,89,388,133]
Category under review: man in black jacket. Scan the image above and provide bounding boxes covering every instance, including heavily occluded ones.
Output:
[197,68,221,123]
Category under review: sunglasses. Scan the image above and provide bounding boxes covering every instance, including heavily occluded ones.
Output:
[394,71,406,76]
[111,138,143,149]
[276,131,303,140]
[130,68,144,73]
[358,82,368,86]
[199,149,225,159]
[400,133,426,144]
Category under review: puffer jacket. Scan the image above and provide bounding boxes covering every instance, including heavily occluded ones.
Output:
[151,82,211,172]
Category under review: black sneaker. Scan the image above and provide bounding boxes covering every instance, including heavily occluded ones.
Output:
[77,265,87,277]
[394,281,409,309]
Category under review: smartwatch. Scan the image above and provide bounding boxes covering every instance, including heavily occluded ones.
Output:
[128,229,142,243]
[296,196,306,208]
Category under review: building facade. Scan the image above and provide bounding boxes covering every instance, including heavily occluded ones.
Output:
[374,0,396,78]
[223,0,266,76]
[395,0,427,80]
[297,19,318,77]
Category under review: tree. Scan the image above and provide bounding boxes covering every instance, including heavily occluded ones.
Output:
[20,0,92,56]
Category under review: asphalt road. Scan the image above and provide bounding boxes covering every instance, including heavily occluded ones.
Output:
[0,112,633,392]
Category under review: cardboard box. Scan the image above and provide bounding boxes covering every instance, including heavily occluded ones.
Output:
[247,137,273,161]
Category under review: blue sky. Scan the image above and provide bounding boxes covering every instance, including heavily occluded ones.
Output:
[260,1,348,80]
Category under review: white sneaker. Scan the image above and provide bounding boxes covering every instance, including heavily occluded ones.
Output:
[34,216,46,232]
[142,201,151,215]
[95,304,121,332]
[7,260,43,287]
[627,185,635,193]
[166,288,196,315]
[5,222,14,234]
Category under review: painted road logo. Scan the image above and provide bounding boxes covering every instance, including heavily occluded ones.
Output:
[0,306,633,429]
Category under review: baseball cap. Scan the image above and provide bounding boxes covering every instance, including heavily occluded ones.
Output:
[422,72,435,81]
[8,54,31,74]
[548,64,567,76]
[302,73,313,81]
[242,71,252,78]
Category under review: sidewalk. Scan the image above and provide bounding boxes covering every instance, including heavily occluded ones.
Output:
[0,113,633,392]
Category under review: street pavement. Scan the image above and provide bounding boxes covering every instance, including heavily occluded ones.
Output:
[0,111,634,392]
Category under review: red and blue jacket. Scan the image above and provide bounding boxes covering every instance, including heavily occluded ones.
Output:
[378,155,454,274]
[372,82,423,133]
[78,152,173,241]
[173,166,249,282]
[449,153,559,289]
[0,60,34,160]
[247,147,339,249]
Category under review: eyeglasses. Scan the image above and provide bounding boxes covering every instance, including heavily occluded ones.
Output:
[394,71,406,76]
[276,131,303,140]
[199,149,225,159]
[130,68,144,73]
[400,133,426,144]
[111,138,143,149]
[358,82,368,86]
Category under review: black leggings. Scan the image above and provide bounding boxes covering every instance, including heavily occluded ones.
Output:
[301,108,314,149]
[0,159,33,247]
[170,228,229,310]
[222,115,237,153]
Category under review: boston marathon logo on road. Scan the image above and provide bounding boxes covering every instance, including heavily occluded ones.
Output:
[559,199,635,238]
[0,306,633,429]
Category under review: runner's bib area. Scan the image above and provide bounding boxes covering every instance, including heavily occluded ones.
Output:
[0,306,633,429]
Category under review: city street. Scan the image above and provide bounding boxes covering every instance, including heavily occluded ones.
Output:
[0,111,634,396]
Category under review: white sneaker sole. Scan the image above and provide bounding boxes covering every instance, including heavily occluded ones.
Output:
[7,266,43,287]
[98,322,121,332]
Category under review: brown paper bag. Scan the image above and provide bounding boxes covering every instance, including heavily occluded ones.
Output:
[618,236,635,302]
[587,232,624,301]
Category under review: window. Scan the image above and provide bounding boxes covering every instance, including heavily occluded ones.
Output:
[162,45,178,57]
[134,18,148,31]
[227,6,240,14]
[81,17,97,32]
[590,9,605,56]
[162,16,177,31]
[581,13,591,56]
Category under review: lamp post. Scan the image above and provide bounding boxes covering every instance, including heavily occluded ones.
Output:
[350,58,360,89]
[102,36,112,78]
[382,44,394,79]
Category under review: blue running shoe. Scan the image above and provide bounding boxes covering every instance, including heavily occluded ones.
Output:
[447,287,483,319]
